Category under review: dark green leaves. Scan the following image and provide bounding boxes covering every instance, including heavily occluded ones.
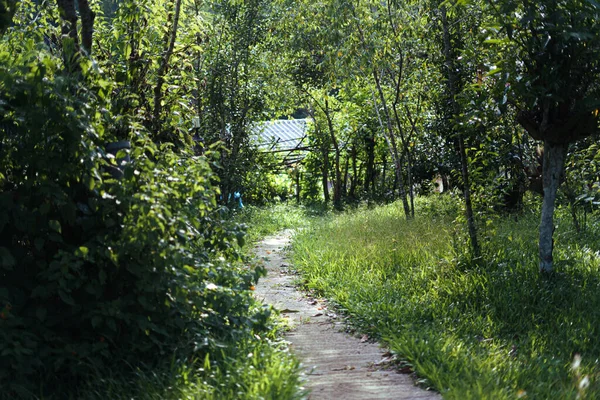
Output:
[0,247,15,269]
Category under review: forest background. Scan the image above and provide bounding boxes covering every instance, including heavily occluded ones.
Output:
[0,0,600,398]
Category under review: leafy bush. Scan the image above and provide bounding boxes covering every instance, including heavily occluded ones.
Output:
[414,191,462,219]
[0,48,266,398]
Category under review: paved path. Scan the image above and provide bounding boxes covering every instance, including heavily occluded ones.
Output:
[253,230,442,400]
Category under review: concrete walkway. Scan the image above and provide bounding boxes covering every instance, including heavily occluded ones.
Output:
[253,230,442,400]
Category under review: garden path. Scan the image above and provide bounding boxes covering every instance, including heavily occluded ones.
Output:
[253,230,442,400]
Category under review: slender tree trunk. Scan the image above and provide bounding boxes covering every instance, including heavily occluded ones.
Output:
[153,0,182,129]
[440,5,480,257]
[56,0,80,72]
[372,72,410,218]
[393,105,415,217]
[563,179,581,233]
[76,0,95,55]
[364,133,376,196]
[295,169,301,204]
[350,146,358,198]
[0,0,17,34]
[381,152,387,197]
[56,0,78,44]
[349,3,409,215]
[322,143,330,204]
[539,141,568,273]
[325,99,343,209]
[343,152,349,197]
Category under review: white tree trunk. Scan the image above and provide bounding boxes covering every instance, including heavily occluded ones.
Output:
[539,140,568,273]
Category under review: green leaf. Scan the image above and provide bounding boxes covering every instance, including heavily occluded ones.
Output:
[58,290,76,306]
[86,175,95,191]
[484,39,507,45]
[39,202,51,215]
[0,212,8,233]
[49,220,61,233]
[0,247,15,270]
[99,269,107,284]
[31,286,48,298]
[76,246,89,258]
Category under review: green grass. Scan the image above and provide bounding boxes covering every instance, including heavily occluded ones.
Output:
[69,337,304,400]
[291,197,600,399]
[234,203,327,245]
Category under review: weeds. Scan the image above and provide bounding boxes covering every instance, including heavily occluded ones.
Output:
[234,203,326,245]
[291,197,600,399]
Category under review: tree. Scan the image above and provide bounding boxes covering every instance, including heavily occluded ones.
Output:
[490,0,600,272]
[55,0,95,72]
[437,2,482,256]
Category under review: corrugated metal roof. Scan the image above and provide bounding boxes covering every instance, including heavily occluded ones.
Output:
[254,119,309,151]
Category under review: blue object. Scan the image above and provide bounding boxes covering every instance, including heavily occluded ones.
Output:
[233,191,244,208]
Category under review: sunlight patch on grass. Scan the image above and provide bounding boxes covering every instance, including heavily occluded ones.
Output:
[291,198,600,399]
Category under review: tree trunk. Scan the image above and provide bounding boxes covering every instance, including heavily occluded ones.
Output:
[0,0,17,34]
[539,140,568,273]
[56,0,80,72]
[350,146,358,198]
[324,99,343,209]
[153,0,182,130]
[76,0,95,55]
[295,169,301,204]
[343,152,349,197]
[372,71,410,218]
[440,4,479,257]
[322,143,330,204]
[364,133,376,196]
[381,152,387,197]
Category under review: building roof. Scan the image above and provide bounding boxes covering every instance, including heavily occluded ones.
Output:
[253,119,312,166]
[254,119,309,151]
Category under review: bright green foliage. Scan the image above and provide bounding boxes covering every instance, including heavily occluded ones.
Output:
[0,7,288,398]
[292,199,600,399]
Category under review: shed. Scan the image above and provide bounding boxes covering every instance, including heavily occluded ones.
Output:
[254,119,312,166]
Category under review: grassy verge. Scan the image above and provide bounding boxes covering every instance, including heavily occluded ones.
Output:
[291,196,600,399]
[75,334,303,400]
[234,203,327,245]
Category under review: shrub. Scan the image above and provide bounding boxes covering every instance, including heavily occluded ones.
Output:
[0,49,265,397]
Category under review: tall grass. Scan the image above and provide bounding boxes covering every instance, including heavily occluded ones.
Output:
[71,337,304,400]
[291,197,600,399]
[235,203,327,245]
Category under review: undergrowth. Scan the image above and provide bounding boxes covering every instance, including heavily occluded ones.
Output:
[73,331,303,400]
[291,195,600,399]
[234,203,326,245]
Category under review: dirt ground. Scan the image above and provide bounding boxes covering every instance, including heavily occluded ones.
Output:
[253,230,442,400]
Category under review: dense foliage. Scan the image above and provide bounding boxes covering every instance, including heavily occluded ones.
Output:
[1,0,600,397]
[0,1,300,398]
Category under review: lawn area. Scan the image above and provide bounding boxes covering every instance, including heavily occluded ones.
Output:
[290,196,600,399]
